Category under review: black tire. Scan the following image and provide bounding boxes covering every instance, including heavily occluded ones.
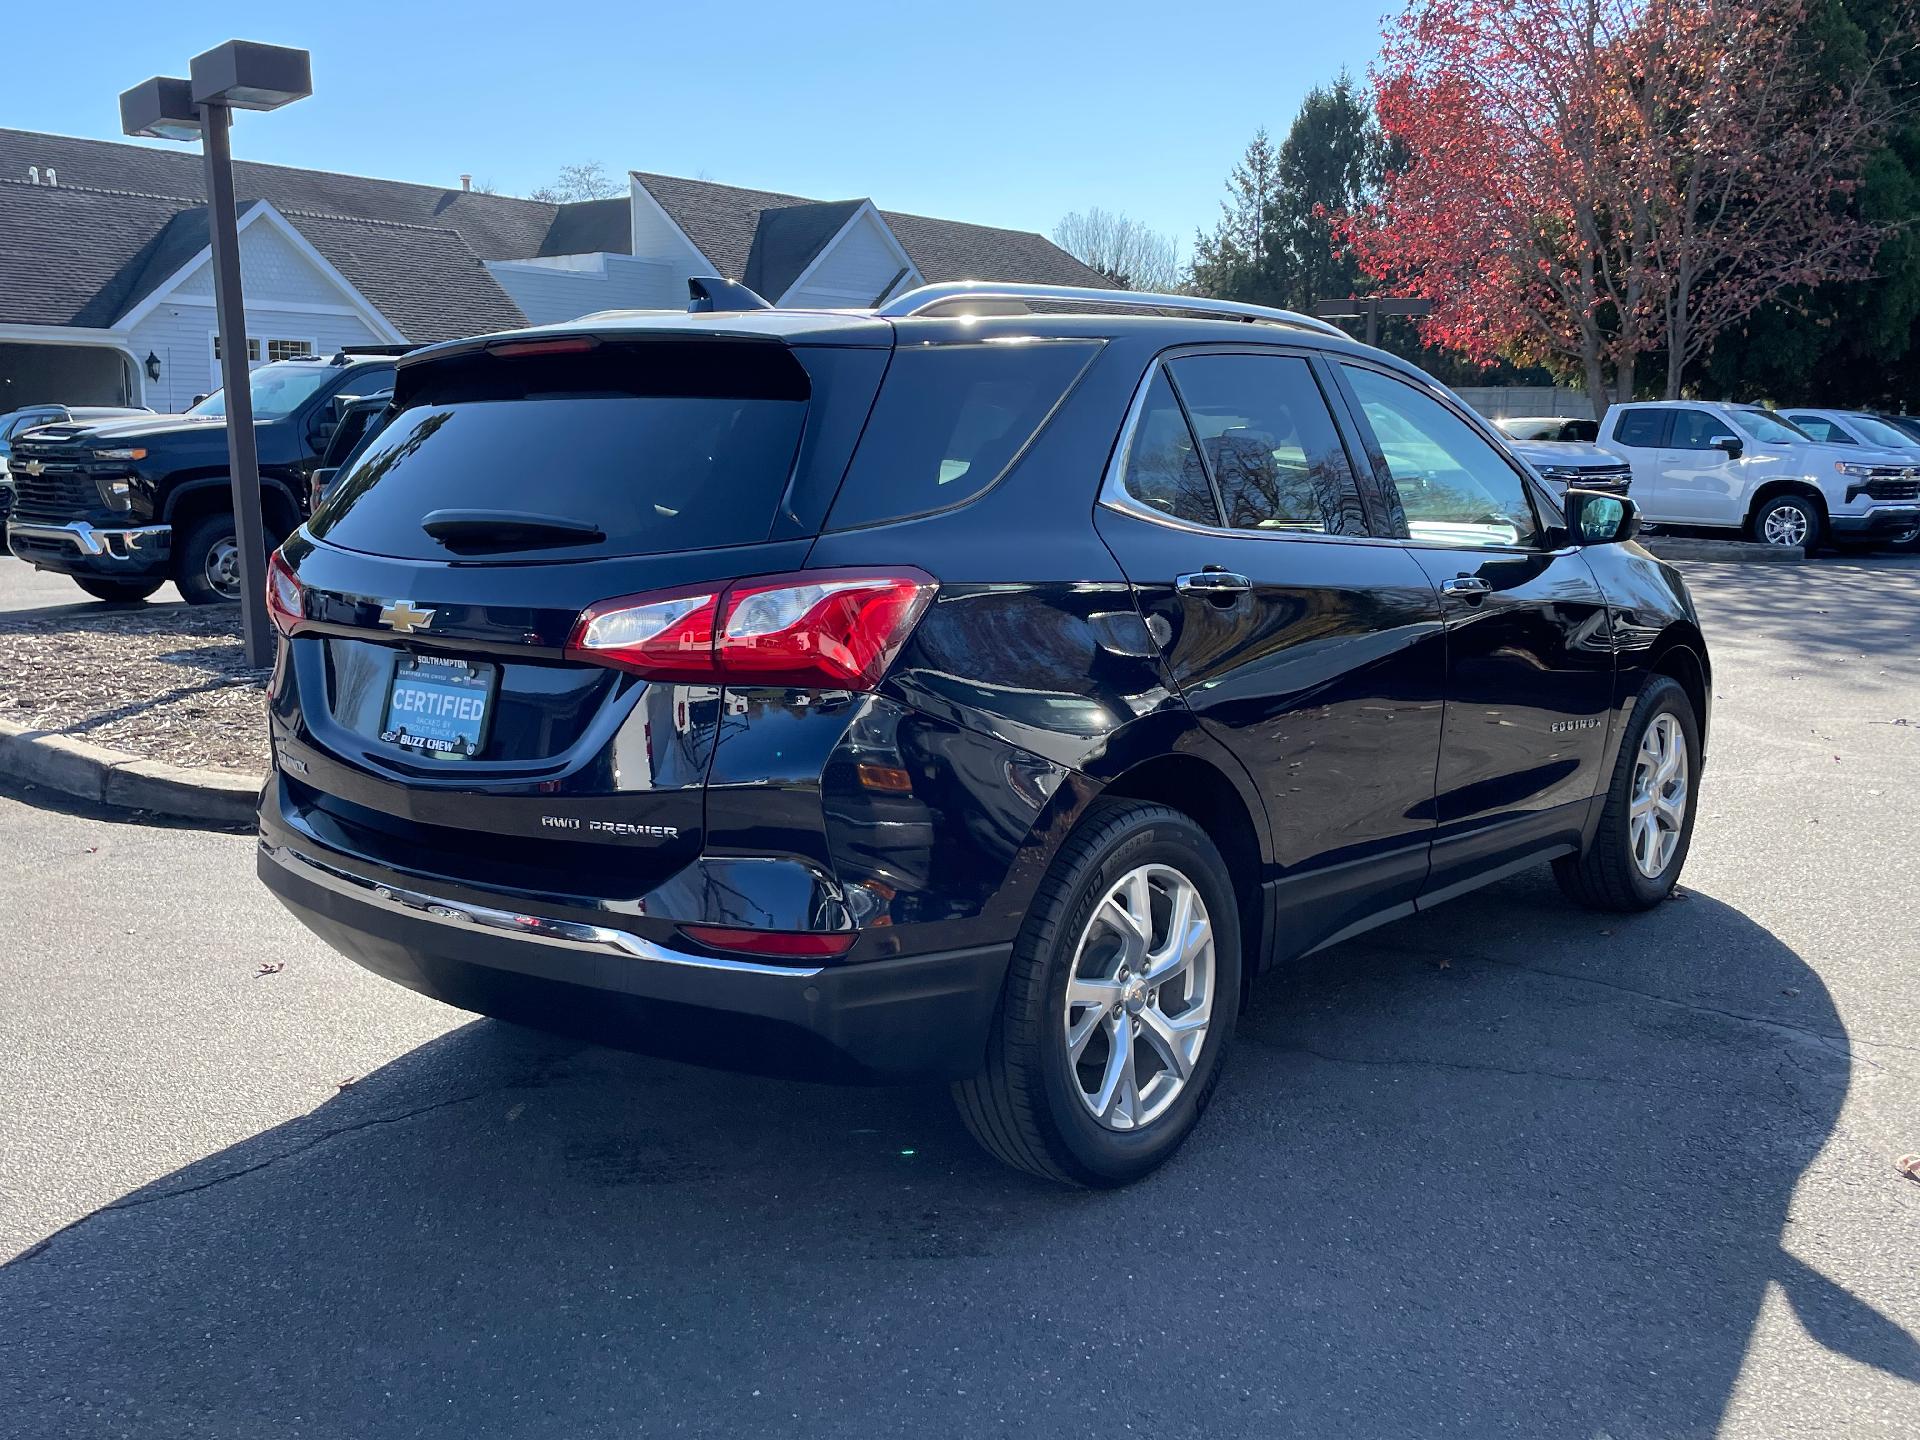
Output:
[952,798,1242,1187]
[1554,674,1700,912]
[1749,493,1823,553]
[173,512,243,605]
[74,577,164,604]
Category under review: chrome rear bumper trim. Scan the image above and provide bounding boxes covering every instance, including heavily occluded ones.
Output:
[259,840,826,979]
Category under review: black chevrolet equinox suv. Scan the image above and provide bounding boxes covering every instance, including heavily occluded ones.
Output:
[258,281,1710,1185]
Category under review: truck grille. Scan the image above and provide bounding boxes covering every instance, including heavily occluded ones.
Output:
[8,464,94,522]
[1861,470,1919,501]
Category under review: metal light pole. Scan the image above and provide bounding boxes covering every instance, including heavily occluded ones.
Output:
[120,42,312,668]
[1312,296,1433,348]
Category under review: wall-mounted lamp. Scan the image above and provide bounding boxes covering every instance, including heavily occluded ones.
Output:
[144,351,162,382]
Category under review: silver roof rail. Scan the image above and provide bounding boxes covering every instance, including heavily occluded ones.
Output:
[874,281,1348,338]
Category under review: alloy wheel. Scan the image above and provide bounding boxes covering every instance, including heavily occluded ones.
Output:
[1063,863,1215,1131]
[1629,712,1688,879]
[1761,505,1810,547]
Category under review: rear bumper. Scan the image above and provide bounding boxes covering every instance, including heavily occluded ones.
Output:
[7,521,171,577]
[1831,505,1920,535]
[258,837,1010,1082]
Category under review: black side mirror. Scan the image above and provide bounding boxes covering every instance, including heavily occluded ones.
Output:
[1711,435,1744,459]
[1565,488,1640,546]
[190,394,209,408]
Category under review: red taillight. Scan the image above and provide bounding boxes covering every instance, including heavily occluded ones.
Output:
[265,549,304,636]
[569,586,722,681]
[678,925,857,959]
[566,568,935,690]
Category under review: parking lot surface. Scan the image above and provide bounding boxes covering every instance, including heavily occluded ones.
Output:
[1,553,1916,1437]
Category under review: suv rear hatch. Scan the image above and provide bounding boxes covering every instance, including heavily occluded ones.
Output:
[270,323,893,905]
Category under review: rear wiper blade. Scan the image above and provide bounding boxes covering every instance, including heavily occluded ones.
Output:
[420,508,606,549]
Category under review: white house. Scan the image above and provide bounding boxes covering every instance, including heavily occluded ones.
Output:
[0,128,1112,414]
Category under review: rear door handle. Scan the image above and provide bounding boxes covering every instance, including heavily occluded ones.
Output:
[1441,576,1493,598]
[1176,570,1253,595]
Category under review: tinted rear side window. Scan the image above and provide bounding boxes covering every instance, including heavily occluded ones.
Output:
[309,342,809,561]
[826,340,1101,529]
[1612,409,1668,448]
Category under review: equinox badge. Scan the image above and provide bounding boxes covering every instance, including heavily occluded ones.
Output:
[379,600,436,634]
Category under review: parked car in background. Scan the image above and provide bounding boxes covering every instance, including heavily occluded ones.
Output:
[1,405,152,545]
[6,351,401,604]
[1781,408,1920,455]
[1502,437,1633,497]
[257,281,1710,1186]
[1778,409,1920,553]
[1596,399,1919,550]
[1495,415,1600,443]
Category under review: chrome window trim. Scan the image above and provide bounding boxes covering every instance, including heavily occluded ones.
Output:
[260,841,829,979]
[1096,343,1377,545]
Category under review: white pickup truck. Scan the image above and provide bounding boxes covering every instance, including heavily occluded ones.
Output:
[1595,399,1920,550]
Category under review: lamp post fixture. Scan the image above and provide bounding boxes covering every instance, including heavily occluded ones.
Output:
[1311,296,1433,348]
[119,41,312,669]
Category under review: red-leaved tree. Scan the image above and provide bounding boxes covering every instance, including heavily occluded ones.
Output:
[1341,0,1906,413]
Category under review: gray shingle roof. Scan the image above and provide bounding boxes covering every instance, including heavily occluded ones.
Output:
[0,128,557,259]
[0,180,196,327]
[632,171,1115,292]
[539,197,633,258]
[279,210,528,341]
[0,177,525,343]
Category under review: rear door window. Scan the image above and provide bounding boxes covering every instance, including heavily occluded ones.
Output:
[1611,409,1668,448]
[826,340,1100,529]
[309,341,810,561]
[1166,353,1366,535]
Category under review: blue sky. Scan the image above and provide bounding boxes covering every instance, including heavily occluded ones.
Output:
[16,0,1398,253]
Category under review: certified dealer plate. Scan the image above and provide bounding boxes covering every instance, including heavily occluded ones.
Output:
[381,654,497,760]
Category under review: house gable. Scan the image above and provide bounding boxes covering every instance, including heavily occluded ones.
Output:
[778,203,921,308]
[116,202,404,343]
[629,175,714,271]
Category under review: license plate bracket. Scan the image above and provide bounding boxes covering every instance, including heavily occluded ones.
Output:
[381,653,497,760]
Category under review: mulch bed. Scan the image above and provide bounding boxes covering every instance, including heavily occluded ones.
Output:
[0,603,268,773]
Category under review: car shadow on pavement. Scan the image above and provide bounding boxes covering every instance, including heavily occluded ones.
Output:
[3,872,1913,1438]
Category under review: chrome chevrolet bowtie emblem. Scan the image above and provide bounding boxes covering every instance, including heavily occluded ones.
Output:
[378,600,436,634]
[20,460,44,477]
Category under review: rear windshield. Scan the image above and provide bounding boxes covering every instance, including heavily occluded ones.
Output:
[308,341,809,561]
[826,339,1101,529]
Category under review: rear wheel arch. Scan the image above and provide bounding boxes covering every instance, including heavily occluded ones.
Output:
[1095,751,1267,997]
[164,476,299,540]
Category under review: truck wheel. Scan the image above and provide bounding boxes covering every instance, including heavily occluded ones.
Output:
[1554,674,1700,912]
[1750,494,1822,552]
[174,513,244,605]
[74,578,164,604]
[952,799,1240,1187]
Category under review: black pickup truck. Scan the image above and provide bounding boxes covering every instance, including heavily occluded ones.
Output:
[6,348,402,603]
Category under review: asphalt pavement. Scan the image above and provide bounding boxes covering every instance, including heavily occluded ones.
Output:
[1,551,1917,1438]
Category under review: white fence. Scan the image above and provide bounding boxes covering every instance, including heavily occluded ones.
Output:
[1452,386,1593,420]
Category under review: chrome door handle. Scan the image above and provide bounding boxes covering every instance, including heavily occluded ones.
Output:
[1176,570,1252,595]
[1441,576,1493,598]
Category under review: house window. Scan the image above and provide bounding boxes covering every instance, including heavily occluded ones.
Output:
[212,336,262,363]
[267,339,315,363]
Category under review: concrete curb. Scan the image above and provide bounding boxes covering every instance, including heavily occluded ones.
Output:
[1642,535,1804,563]
[0,716,261,826]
